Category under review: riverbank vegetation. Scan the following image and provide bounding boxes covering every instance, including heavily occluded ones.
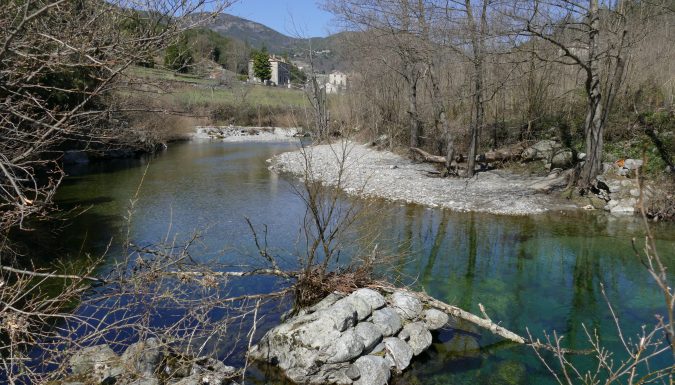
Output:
[321,0,674,191]
[1,1,674,384]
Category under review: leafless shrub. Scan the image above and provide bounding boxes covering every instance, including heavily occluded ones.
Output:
[0,0,234,232]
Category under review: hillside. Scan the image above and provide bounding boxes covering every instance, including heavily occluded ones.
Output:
[201,13,350,73]
[204,13,297,52]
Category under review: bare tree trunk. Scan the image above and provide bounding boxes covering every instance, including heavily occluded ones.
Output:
[407,66,422,148]
[579,0,603,187]
[465,0,487,177]
[415,0,455,172]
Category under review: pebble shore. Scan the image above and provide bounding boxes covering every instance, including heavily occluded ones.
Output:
[270,142,574,215]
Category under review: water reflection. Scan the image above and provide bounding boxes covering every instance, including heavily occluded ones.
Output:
[47,140,674,384]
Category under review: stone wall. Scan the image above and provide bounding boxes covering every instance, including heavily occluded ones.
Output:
[249,288,451,385]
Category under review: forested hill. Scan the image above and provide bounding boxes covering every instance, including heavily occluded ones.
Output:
[200,13,348,72]
[203,13,298,52]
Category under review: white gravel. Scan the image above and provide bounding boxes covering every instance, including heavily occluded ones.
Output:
[192,126,302,142]
[270,142,575,215]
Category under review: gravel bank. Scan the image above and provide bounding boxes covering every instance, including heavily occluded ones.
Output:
[270,142,576,215]
[193,126,303,142]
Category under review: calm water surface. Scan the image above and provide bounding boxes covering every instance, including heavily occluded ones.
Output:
[52,140,675,385]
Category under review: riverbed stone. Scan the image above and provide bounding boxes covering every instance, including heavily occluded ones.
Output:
[327,300,358,331]
[69,344,123,382]
[354,322,383,352]
[444,333,481,357]
[389,291,423,320]
[521,140,560,161]
[610,197,637,214]
[128,377,159,385]
[402,322,432,355]
[353,355,390,385]
[551,150,574,169]
[121,338,163,376]
[320,329,364,364]
[345,364,361,381]
[338,294,372,321]
[423,308,449,330]
[383,337,413,371]
[311,292,344,312]
[624,159,643,170]
[371,307,403,336]
[351,288,386,310]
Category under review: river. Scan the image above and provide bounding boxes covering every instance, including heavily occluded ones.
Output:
[49,140,674,385]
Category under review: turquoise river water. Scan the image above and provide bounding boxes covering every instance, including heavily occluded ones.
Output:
[46,140,674,385]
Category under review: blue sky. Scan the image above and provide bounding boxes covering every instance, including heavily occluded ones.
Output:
[227,0,335,37]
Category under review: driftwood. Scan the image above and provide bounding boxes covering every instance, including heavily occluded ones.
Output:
[377,285,526,344]
[376,285,591,354]
[411,147,448,164]
[412,143,526,165]
[482,143,527,163]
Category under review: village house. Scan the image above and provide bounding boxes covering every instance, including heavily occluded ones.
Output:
[248,54,291,87]
[325,70,347,94]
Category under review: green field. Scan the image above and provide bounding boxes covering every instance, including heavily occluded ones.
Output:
[126,66,309,109]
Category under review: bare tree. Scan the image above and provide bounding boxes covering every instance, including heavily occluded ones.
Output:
[326,0,428,148]
[0,0,233,233]
[507,0,656,187]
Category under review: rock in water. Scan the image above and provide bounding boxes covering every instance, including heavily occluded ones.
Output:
[402,322,432,355]
[354,322,383,352]
[121,338,163,376]
[328,300,359,332]
[423,309,449,330]
[353,356,391,385]
[351,288,386,310]
[383,337,413,371]
[389,291,423,320]
[321,329,365,364]
[371,307,403,336]
[250,289,446,384]
[69,344,123,382]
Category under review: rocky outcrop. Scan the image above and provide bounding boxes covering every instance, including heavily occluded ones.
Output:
[521,140,561,162]
[249,289,452,384]
[62,339,239,385]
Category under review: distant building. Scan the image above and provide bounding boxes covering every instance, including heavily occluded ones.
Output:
[248,55,290,87]
[325,71,347,94]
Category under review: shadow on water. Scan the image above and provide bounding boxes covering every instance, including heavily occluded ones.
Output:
[24,139,675,384]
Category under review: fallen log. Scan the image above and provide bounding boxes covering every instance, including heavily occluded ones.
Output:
[375,285,591,354]
[482,143,526,163]
[413,144,524,165]
[376,285,526,344]
[411,147,447,164]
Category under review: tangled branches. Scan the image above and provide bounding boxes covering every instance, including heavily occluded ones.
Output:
[0,0,233,232]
